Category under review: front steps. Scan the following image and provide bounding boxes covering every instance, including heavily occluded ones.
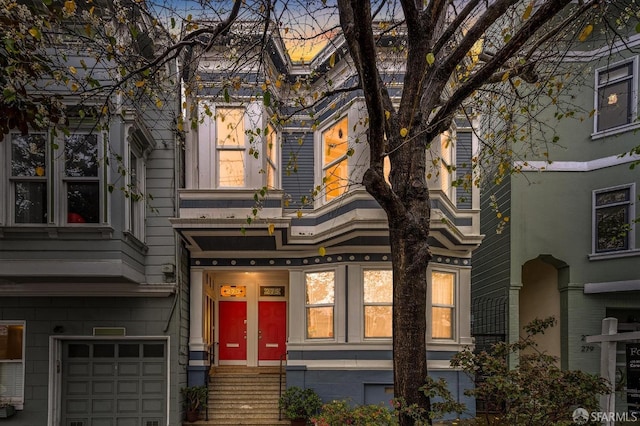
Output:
[185,366,290,426]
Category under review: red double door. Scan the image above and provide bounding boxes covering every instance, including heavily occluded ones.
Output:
[218,301,286,362]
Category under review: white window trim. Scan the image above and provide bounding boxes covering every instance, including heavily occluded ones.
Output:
[61,131,105,226]
[592,55,639,137]
[316,115,350,205]
[0,320,26,410]
[264,123,279,189]
[304,269,338,341]
[362,268,393,340]
[4,129,106,227]
[428,268,458,342]
[124,148,146,242]
[214,105,248,188]
[591,182,636,257]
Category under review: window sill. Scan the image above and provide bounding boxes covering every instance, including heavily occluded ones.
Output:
[588,249,640,261]
[123,231,149,252]
[0,225,114,239]
[591,122,640,140]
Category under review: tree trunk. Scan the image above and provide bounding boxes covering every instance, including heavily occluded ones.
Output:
[389,212,432,426]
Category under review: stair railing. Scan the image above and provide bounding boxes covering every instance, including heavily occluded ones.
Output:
[278,351,287,420]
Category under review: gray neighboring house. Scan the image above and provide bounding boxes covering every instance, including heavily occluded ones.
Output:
[472,25,640,414]
[0,6,188,426]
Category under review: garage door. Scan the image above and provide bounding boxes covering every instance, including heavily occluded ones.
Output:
[61,340,167,426]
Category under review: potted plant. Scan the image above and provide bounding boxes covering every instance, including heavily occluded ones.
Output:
[278,386,322,425]
[0,399,16,419]
[180,385,208,422]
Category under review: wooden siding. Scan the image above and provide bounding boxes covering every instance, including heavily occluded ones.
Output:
[472,176,511,300]
[281,131,315,210]
[456,130,473,210]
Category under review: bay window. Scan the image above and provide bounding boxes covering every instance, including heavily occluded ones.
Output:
[5,129,104,225]
[305,271,335,339]
[322,117,349,201]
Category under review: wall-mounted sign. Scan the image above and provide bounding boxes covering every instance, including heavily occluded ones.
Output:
[627,343,640,416]
[260,286,285,297]
[220,285,246,298]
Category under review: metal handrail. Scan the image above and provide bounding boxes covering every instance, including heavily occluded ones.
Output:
[278,351,288,421]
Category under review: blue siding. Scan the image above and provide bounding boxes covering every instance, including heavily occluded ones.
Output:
[456,130,473,210]
[281,131,315,209]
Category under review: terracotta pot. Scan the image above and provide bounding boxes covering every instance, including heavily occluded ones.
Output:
[186,409,199,422]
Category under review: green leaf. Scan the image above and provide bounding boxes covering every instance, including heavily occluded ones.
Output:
[263,90,271,107]
[636,22,640,33]
[426,52,435,66]
[223,87,230,103]
[171,17,176,29]
[2,88,16,103]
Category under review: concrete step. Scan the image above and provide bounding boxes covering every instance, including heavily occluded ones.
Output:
[184,366,288,426]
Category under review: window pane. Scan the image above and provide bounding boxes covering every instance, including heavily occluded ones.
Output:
[364,270,392,303]
[364,306,392,338]
[432,272,454,305]
[323,118,348,165]
[432,307,453,339]
[307,306,334,338]
[596,205,629,252]
[65,134,98,177]
[597,80,632,131]
[67,182,100,223]
[11,134,46,177]
[118,344,139,358]
[598,63,631,85]
[0,362,24,400]
[0,325,23,360]
[218,150,245,187]
[324,160,348,200]
[68,344,90,358]
[143,344,165,358]
[93,344,115,358]
[596,188,630,206]
[15,182,47,223]
[217,108,245,147]
[305,271,335,304]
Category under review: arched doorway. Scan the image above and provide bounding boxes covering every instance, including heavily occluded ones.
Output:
[520,256,565,363]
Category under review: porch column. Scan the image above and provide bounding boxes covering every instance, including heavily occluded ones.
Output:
[188,268,209,386]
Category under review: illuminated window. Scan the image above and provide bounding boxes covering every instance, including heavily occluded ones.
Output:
[440,132,454,200]
[431,271,455,339]
[595,58,637,133]
[305,271,335,339]
[0,322,25,407]
[322,117,349,201]
[216,108,245,187]
[593,184,635,253]
[265,124,278,188]
[363,270,393,338]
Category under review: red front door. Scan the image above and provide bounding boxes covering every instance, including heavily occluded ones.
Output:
[219,301,247,360]
[258,301,287,361]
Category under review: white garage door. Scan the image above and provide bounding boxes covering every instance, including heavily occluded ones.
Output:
[61,340,167,426]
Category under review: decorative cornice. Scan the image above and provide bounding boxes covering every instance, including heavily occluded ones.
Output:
[191,253,471,268]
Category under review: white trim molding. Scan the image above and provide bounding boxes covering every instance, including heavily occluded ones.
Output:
[515,153,640,172]
[584,279,640,294]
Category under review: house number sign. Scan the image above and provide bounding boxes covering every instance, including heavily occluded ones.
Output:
[220,285,246,298]
[260,286,285,297]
